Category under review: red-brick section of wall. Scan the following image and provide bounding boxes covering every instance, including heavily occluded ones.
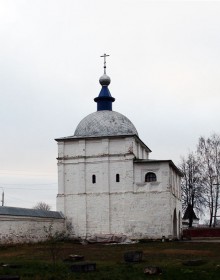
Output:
[183,228,220,239]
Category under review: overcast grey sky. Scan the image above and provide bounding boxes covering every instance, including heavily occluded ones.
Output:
[0,0,220,210]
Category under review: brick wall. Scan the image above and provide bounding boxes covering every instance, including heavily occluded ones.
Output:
[183,228,220,239]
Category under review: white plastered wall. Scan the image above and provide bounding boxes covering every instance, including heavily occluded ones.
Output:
[0,216,65,244]
[56,136,182,239]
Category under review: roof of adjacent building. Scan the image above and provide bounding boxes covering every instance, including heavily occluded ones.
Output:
[183,204,199,220]
[73,110,138,138]
[134,159,184,177]
[0,206,64,219]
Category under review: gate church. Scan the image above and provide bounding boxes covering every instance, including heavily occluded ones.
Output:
[55,55,183,240]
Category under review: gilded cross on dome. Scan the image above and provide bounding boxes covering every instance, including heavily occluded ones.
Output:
[100,53,110,74]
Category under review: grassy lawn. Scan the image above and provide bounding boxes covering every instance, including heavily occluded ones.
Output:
[0,240,220,279]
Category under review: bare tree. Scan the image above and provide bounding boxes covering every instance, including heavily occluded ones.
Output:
[180,152,205,227]
[33,202,51,211]
[197,134,220,227]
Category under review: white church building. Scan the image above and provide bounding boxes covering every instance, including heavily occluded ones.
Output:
[0,56,182,243]
[55,56,183,240]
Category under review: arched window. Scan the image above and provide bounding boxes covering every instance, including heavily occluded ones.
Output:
[116,174,120,182]
[92,175,96,184]
[145,172,157,182]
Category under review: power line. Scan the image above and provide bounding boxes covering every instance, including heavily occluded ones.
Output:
[0,173,56,177]
[0,169,56,174]
[2,187,56,190]
[0,169,56,177]
[2,183,57,186]
[5,193,57,205]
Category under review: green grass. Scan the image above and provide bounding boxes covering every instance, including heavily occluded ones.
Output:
[0,241,220,279]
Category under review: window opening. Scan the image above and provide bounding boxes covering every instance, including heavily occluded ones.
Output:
[116,174,120,182]
[145,172,157,182]
[92,175,96,184]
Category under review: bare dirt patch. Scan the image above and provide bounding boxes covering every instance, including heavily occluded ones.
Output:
[143,249,213,256]
[161,249,213,256]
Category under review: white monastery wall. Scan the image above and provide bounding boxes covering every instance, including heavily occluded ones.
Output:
[61,191,177,239]
[87,194,110,234]
[109,192,172,238]
[123,192,173,238]
[64,195,87,237]
[0,216,65,244]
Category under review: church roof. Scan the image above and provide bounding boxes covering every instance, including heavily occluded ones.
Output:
[0,206,64,219]
[73,110,138,138]
[56,54,140,140]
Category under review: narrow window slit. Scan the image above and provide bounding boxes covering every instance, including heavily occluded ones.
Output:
[116,174,120,182]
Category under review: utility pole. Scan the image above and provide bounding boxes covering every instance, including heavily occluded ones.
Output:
[1,188,4,206]
[213,182,220,227]
[188,184,194,228]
